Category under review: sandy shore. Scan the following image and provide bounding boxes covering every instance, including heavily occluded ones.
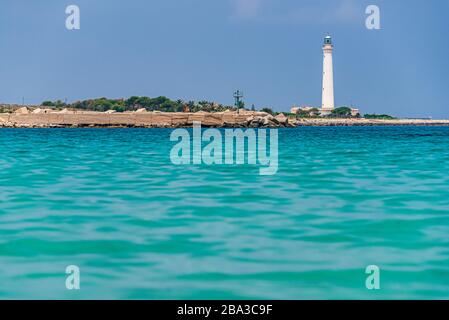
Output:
[1,111,448,128]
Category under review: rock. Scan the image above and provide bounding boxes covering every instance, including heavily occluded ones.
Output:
[0,110,312,128]
[59,108,73,114]
[105,110,116,114]
[201,114,223,127]
[275,113,288,124]
[261,116,270,126]
[171,114,190,127]
[152,113,172,126]
[263,114,277,125]
[258,114,284,127]
[135,108,147,113]
[238,110,253,115]
[246,116,266,128]
[287,118,298,127]
[33,108,53,114]
[15,107,29,114]
[249,120,260,128]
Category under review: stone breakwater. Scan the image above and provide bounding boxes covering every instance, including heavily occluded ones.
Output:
[295,118,449,126]
[1,110,449,128]
[0,110,296,128]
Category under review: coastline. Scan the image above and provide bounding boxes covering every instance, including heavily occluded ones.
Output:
[1,111,449,128]
[295,118,449,126]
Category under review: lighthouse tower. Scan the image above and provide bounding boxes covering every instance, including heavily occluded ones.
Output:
[321,35,335,112]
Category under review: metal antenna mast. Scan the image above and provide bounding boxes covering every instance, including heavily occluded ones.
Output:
[233,90,244,110]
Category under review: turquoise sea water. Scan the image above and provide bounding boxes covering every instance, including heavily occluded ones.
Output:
[0,127,449,299]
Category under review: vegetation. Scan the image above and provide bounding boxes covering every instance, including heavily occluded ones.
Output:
[294,106,361,119]
[296,108,320,118]
[42,100,66,109]
[236,100,245,110]
[41,96,237,113]
[261,108,274,115]
[329,107,353,118]
[36,99,394,121]
[364,113,396,120]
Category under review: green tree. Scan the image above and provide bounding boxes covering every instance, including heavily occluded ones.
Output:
[364,114,396,120]
[296,108,321,118]
[113,105,125,112]
[42,101,55,107]
[261,108,274,115]
[330,107,352,118]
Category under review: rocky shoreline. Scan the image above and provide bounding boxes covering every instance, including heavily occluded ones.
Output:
[294,118,449,127]
[1,109,448,128]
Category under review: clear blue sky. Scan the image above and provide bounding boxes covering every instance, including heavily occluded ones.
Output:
[0,0,448,117]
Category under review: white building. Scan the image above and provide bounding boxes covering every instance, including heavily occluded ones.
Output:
[291,36,361,117]
[291,106,300,114]
[322,35,335,112]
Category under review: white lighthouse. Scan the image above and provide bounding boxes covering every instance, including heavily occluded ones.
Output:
[321,35,335,112]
